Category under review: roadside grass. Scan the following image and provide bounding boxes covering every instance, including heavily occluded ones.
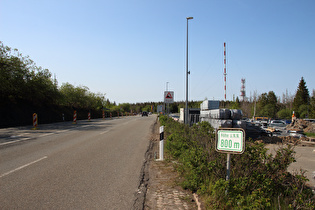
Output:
[305,132,315,137]
[159,115,315,209]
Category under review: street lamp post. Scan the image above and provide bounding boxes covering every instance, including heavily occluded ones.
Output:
[185,17,193,125]
[166,82,169,115]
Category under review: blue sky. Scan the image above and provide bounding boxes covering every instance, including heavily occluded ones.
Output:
[1,0,314,104]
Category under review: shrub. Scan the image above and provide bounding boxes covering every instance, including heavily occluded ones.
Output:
[160,116,315,209]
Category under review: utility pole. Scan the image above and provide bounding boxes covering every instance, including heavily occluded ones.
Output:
[185,17,193,125]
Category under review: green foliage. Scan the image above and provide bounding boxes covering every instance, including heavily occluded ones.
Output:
[298,104,310,118]
[305,132,315,137]
[0,42,60,105]
[142,104,152,112]
[0,42,109,127]
[277,108,292,119]
[120,103,131,112]
[59,83,106,110]
[293,77,310,117]
[228,98,240,109]
[161,117,315,209]
[256,91,279,118]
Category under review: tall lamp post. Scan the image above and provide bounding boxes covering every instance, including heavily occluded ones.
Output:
[166,82,169,115]
[185,17,193,125]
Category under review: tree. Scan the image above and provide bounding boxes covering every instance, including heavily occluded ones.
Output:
[120,103,131,112]
[277,108,291,119]
[267,91,277,105]
[228,97,241,109]
[59,83,90,108]
[293,77,310,116]
[256,91,279,118]
[0,41,59,105]
[298,104,309,118]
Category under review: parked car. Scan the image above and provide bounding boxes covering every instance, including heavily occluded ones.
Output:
[171,115,179,121]
[142,111,148,117]
[269,120,286,128]
[288,130,305,138]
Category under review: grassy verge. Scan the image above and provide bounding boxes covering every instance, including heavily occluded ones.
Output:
[305,132,315,138]
[159,115,315,209]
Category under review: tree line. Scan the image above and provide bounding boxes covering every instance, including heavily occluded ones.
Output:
[163,78,314,120]
[1,41,314,127]
[0,42,157,127]
[225,77,314,119]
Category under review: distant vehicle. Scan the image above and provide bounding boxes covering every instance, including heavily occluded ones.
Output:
[171,115,179,121]
[269,120,286,127]
[304,119,315,123]
[288,130,305,138]
[253,117,269,126]
[285,119,292,124]
[254,117,269,121]
[142,111,148,117]
[261,122,268,129]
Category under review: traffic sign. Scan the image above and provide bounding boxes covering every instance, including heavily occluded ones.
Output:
[216,128,245,154]
[164,91,174,103]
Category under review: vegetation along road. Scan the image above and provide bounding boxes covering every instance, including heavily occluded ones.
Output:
[0,115,156,209]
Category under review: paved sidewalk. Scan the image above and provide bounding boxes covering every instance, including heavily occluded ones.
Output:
[144,138,199,210]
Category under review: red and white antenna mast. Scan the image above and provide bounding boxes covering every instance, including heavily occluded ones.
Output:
[224,42,227,101]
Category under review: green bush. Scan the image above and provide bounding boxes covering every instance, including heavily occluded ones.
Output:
[160,116,315,209]
[305,132,315,138]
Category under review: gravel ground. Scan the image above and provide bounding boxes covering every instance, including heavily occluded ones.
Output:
[265,143,315,190]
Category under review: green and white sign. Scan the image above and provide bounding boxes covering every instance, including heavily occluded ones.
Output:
[216,129,245,154]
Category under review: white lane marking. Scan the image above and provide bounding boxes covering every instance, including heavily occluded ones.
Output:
[121,121,129,126]
[0,156,48,178]
[0,138,31,146]
[1,120,115,146]
[57,129,70,133]
[39,133,54,137]
[81,125,91,128]
[10,135,22,138]
[100,130,110,135]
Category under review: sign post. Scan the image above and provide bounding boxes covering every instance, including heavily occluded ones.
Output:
[216,128,245,194]
[157,105,164,115]
[164,91,174,104]
[164,91,174,115]
[216,129,245,154]
[159,126,164,160]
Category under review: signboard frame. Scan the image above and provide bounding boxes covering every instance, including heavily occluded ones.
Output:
[215,128,245,154]
[157,105,164,114]
[164,91,174,104]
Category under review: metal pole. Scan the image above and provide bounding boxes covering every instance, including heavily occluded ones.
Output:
[225,153,231,195]
[166,82,169,116]
[224,42,227,102]
[185,17,193,125]
[226,153,231,181]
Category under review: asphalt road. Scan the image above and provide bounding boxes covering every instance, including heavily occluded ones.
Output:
[0,115,156,209]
